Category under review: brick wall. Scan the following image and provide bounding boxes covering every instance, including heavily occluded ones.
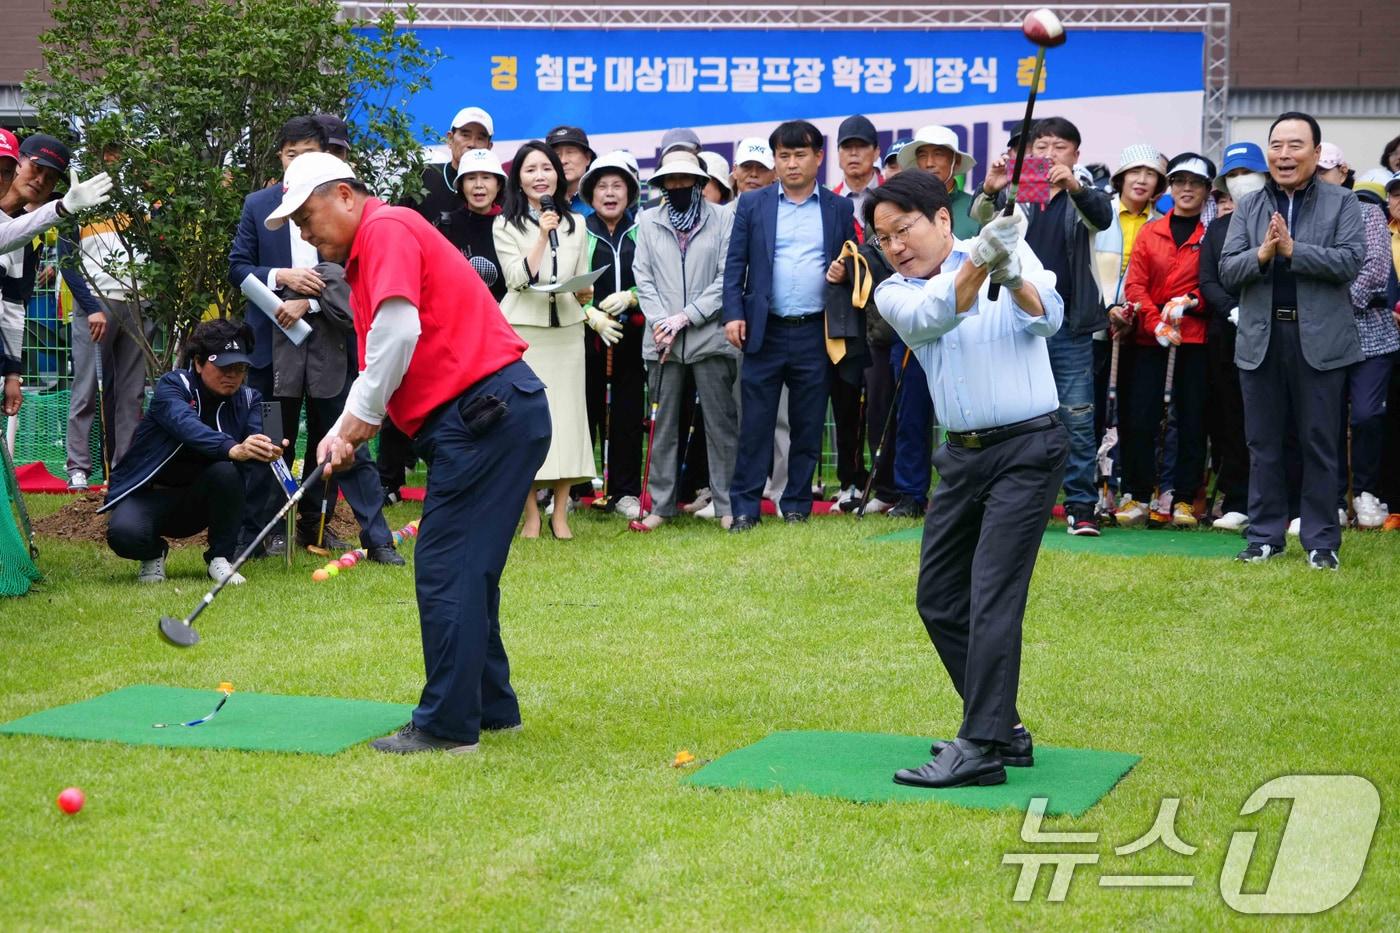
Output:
[3,1,1396,90]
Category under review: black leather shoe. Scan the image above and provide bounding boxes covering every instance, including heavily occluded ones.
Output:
[931,728,1034,767]
[369,723,478,755]
[894,737,1006,788]
[783,511,809,524]
[263,533,289,559]
[729,516,760,533]
[887,495,924,518]
[365,545,406,565]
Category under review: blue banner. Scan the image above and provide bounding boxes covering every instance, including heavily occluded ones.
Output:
[402,28,1204,136]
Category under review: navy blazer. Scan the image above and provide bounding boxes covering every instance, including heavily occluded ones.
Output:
[721,183,856,355]
[227,185,293,370]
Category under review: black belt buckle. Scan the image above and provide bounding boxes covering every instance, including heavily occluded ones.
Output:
[1275,307,1298,322]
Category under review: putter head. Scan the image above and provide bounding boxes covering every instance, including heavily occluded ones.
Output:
[627,520,651,533]
[590,497,612,512]
[305,544,331,557]
[158,616,200,648]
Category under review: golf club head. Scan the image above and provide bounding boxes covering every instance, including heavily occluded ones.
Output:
[627,520,651,533]
[590,497,612,512]
[158,616,200,648]
[305,544,331,557]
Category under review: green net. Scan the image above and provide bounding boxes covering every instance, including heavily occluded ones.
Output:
[1,439,42,598]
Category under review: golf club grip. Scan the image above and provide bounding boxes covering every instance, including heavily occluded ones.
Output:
[1163,344,1177,405]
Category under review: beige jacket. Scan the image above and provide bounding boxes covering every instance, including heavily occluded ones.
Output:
[493,214,591,328]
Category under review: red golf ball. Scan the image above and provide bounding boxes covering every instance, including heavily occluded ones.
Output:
[57,787,85,814]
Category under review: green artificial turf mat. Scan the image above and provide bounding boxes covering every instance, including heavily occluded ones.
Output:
[684,730,1139,816]
[870,524,1244,558]
[0,685,412,755]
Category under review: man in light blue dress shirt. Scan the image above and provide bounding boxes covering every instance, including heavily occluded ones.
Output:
[866,170,1070,790]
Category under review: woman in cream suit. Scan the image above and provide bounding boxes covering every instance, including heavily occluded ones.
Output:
[495,141,621,538]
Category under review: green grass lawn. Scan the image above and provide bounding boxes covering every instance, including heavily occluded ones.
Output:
[2,495,1396,929]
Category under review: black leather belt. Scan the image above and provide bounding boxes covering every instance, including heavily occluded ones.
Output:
[768,311,823,326]
[945,412,1060,450]
[1274,307,1298,321]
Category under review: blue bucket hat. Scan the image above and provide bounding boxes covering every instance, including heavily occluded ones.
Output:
[1218,141,1267,180]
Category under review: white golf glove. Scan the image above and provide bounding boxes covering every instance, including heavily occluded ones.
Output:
[1227,306,1239,327]
[1161,295,1197,324]
[584,307,623,345]
[1154,321,1182,347]
[971,212,1025,268]
[598,290,637,316]
[62,169,114,214]
[988,251,1023,292]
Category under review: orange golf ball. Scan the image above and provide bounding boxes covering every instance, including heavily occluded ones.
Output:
[311,569,330,582]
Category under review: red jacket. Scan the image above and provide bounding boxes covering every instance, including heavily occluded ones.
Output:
[1123,210,1208,346]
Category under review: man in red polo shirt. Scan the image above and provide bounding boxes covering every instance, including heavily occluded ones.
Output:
[267,152,552,754]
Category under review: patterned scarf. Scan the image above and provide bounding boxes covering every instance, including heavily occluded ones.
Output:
[664,184,704,232]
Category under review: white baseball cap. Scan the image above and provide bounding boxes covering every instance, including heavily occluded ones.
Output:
[454,147,507,186]
[451,107,494,135]
[734,137,774,170]
[898,125,976,176]
[265,152,357,230]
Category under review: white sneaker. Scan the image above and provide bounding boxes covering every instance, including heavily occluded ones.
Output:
[1287,517,1301,536]
[1213,511,1249,531]
[695,500,717,519]
[208,557,246,586]
[1339,507,1349,528]
[544,495,576,517]
[863,496,896,514]
[67,470,89,491]
[1354,492,1386,529]
[682,488,712,514]
[613,495,642,520]
[137,553,166,583]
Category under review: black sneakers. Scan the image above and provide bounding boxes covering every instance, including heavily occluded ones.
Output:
[1235,543,1285,563]
[1065,505,1101,537]
[1307,549,1339,571]
[369,723,478,755]
[887,495,924,518]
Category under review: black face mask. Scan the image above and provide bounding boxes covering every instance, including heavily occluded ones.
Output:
[664,184,696,213]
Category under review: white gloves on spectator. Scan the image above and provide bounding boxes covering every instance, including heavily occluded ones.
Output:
[598,290,637,316]
[1161,295,1197,324]
[584,307,623,345]
[971,212,1025,268]
[1227,306,1239,327]
[988,251,1023,291]
[61,169,114,215]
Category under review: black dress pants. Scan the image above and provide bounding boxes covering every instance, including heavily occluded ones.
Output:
[107,461,244,563]
[915,423,1068,745]
[1206,329,1250,515]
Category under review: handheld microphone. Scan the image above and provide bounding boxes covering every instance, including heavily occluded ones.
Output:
[540,195,560,250]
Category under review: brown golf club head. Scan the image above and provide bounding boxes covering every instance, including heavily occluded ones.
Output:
[305,544,331,557]
[158,616,200,648]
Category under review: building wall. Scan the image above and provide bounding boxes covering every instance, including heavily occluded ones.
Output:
[0,0,51,86]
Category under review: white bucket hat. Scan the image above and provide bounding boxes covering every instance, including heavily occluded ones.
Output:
[700,151,732,194]
[898,125,976,176]
[580,150,641,204]
[453,147,507,188]
[1111,143,1168,196]
[649,151,711,186]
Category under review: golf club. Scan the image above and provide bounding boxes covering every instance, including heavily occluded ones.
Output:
[306,472,332,556]
[1096,334,1121,525]
[629,349,668,533]
[94,348,110,483]
[158,461,326,648]
[857,347,912,519]
[591,345,614,511]
[987,8,1066,302]
[1149,343,1178,528]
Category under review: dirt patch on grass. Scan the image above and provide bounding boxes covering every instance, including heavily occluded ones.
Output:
[33,493,363,548]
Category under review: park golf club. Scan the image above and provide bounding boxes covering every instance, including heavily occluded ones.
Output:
[986,8,1067,302]
[158,462,327,648]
